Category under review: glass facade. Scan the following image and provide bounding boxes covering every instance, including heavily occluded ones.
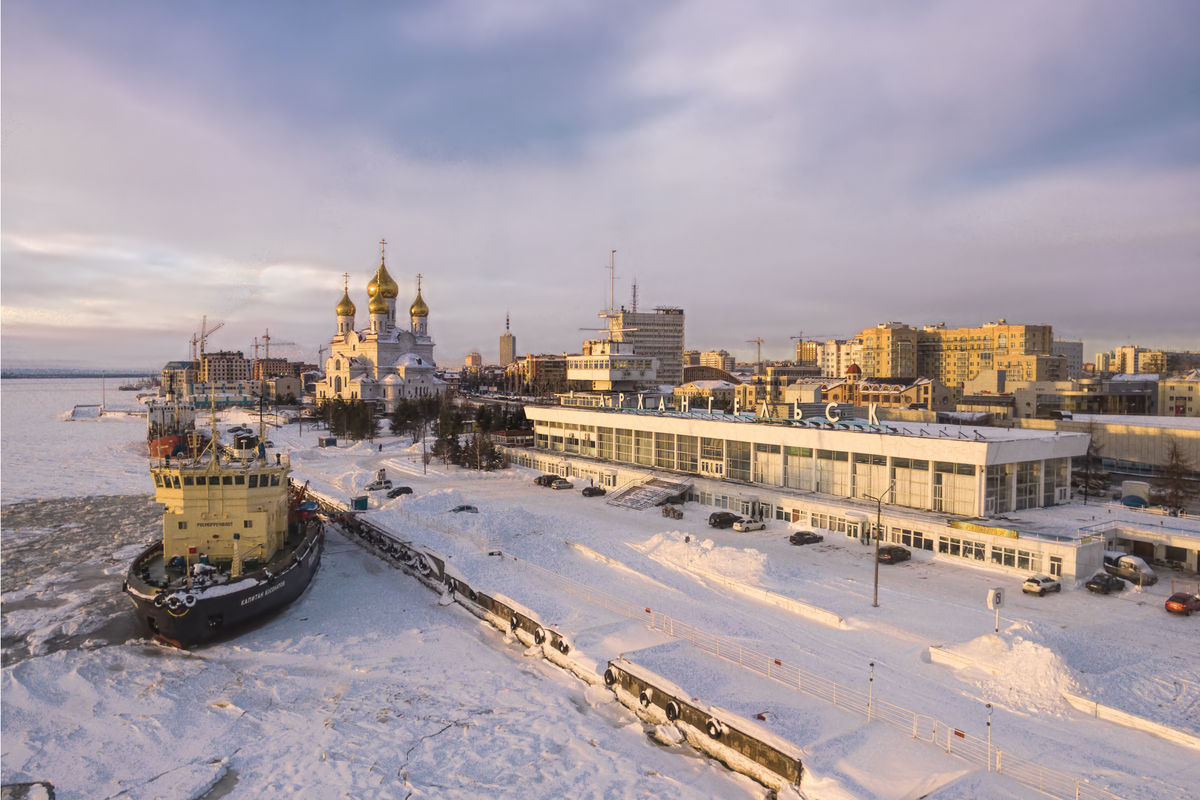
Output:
[526,410,1075,519]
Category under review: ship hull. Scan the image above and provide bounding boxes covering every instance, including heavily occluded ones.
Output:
[124,521,323,648]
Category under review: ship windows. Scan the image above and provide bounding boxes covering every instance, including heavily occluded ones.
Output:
[222,476,233,485]
[234,475,245,485]
[248,474,259,488]
[178,521,188,530]
[243,520,253,528]
[270,474,280,486]
[171,476,181,489]
[183,476,194,486]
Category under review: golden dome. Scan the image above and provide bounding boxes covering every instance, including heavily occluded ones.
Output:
[376,263,399,299]
[336,288,356,317]
[409,280,429,318]
[368,290,389,315]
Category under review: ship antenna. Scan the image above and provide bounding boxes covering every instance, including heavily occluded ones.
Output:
[208,386,219,467]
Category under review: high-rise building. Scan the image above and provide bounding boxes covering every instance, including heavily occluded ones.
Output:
[609,307,685,385]
[794,340,821,366]
[698,350,735,372]
[856,322,920,378]
[499,312,517,367]
[200,350,250,382]
[1052,340,1084,378]
[914,321,1063,385]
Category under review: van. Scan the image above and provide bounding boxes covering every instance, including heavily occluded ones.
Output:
[1103,551,1158,586]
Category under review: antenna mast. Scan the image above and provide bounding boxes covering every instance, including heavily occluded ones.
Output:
[608,249,616,315]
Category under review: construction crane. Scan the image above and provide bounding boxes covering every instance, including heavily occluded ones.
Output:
[746,338,765,374]
[260,328,296,360]
[190,316,225,361]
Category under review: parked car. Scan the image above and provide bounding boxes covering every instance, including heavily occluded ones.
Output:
[550,478,573,490]
[449,504,479,513]
[1085,573,1125,594]
[1022,575,1062,596]
[386,486,413,498]
[708,511,741,529]
[581,486,606,497]
[534,474,559,487]
[1164,592,1200,615]
[877,544,911,564]
[788,530,824,546]
[733,518,766,532]
[366,479,393,491]
[1102,552,1158,586]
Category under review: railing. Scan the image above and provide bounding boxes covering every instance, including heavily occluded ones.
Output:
[505,555,1131,800]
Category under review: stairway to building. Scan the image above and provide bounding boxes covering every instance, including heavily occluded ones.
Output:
[606,477,692,510]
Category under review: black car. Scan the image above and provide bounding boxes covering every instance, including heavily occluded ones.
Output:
[1085,573,1125,594]
[386,486,413,498]
[708,511,741,529]
[534,474,559,487]
[449,504,479,513]
[789,530,824,546]
[581,486,606,497]
[877,544,911,564]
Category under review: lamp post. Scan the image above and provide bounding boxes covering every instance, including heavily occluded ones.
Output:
[986,702,993,771]
[866,480,897,608]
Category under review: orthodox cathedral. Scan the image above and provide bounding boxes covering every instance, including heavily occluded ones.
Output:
[315,242,446,412]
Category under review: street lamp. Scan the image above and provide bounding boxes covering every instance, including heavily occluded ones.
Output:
[865,480,897,608]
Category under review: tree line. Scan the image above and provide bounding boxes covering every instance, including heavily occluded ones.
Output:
[316,396,528,472]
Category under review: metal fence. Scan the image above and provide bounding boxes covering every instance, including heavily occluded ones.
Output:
[508,555,1128,800]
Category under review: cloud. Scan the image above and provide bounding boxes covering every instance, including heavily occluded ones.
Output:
[2,1,1198,368]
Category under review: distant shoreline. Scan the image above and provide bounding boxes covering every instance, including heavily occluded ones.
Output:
[2,370,155,379]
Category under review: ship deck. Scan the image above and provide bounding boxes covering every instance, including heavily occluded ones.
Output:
[133,522,315,593]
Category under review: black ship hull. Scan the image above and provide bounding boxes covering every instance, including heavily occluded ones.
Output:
[124,520,323,647]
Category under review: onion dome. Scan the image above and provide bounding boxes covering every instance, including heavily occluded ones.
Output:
[376,262,399,299]
[368,290,389,315]
[409,274,429,317]
[336,288,356,317]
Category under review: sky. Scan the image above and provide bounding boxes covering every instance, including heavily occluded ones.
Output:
[3,0,1199,370]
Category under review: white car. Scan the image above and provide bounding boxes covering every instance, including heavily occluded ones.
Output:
[732,518,765,532]
[1022,575,1062,596]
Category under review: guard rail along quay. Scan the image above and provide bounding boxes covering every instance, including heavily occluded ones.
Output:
[300,488,805,792]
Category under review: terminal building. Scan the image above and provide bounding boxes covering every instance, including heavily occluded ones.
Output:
[509,403,1196,581]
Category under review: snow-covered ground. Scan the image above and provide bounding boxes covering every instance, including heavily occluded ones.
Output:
[3,381,1199,799]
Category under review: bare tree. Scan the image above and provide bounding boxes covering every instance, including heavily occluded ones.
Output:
[1162,437,1194,513]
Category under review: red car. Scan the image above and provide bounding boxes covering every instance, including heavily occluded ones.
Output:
[1165,592,1200,616]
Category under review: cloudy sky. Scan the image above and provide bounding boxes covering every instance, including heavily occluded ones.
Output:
[3,0,1198,370]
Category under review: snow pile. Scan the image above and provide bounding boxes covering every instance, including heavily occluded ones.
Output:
[949,634,1076,717]
[632,531,767,584]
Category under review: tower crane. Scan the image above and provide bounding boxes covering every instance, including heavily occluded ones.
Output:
[190,316,225,361]
[260,328,296,361]
[746,338,765,374]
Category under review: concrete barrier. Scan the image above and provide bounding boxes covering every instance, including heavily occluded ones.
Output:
[1061,691,1200,751]
[929,639,1200,752]
[603,658,803,790]
[928,645,1003,676]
